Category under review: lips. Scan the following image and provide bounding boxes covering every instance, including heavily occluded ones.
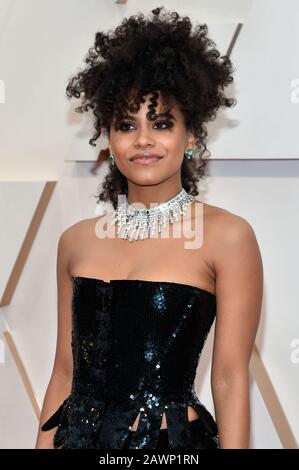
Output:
[130,153,163,161]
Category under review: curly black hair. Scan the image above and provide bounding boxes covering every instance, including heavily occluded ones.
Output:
[65,6,236,209]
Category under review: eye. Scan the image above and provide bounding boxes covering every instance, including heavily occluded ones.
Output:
[154,120,172,129]
[118,120,173,131]
[118,122,135,131]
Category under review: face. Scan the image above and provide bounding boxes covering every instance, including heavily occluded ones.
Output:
[108,93,195,187]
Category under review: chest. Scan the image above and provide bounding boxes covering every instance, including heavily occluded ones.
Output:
[71,241,214,297]
[69,207,216,293]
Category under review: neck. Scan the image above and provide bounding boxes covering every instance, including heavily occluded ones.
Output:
[127,182,183,209]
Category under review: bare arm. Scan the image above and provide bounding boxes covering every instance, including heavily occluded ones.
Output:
[35,229,74,448]
[211,214,263,449]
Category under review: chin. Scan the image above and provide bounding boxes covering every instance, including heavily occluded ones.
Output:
[129,176,165,187]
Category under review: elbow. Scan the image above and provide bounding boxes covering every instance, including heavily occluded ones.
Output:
[211,368,250,395]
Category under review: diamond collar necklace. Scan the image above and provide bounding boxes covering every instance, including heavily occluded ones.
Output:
[110,187,194,242]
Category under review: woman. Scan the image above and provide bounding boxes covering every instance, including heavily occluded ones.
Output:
[35,7,263,449]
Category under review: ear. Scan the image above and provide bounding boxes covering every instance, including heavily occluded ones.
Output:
[187,131,196,147]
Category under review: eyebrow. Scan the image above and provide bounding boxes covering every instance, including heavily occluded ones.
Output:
[122,112,176,121]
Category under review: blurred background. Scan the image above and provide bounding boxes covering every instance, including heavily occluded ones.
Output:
[0,0,298,449]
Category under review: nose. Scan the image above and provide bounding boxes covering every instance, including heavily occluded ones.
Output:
[134,126,155,148]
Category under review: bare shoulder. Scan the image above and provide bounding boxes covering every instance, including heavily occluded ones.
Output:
[59,216,104,242]
[57,216,105,264]
[216,208,263,278]
[201,200,258,243]
[196,200,261,268]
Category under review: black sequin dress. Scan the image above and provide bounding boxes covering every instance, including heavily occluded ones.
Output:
[41,276,219,449]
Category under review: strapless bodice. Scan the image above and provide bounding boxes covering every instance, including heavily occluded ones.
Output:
[41,276,219,449]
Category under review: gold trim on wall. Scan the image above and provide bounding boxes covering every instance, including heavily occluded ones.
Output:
[250,345,298,448]
[0,181,57,307]
[3,331,40,419]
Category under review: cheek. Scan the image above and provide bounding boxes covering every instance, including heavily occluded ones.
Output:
[111,138,132,160]
[164,129,186,151]
[165,138,186,163]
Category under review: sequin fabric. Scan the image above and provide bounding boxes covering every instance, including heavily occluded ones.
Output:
[41,277,219,449]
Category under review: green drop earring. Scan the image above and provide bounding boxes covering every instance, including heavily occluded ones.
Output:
[184,148,193,160]
[108,147,115,166]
